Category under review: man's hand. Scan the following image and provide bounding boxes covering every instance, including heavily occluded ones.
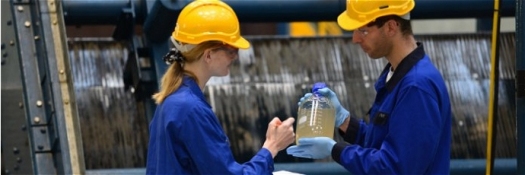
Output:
[286,137,336,159]
[298,88,350,127]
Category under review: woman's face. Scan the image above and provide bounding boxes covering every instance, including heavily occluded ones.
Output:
[206,45,239,77]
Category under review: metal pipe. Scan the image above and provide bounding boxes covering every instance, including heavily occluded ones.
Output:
[62,0,147,25]
[516,0,525,174]
[62,0,516,25]
[486,0,502,174]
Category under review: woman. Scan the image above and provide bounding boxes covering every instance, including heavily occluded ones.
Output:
[146,0,295,174]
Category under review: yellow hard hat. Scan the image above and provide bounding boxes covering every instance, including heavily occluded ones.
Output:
[337,0,415,31]
[172,0,250,49]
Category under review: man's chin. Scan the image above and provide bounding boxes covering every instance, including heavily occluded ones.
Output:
[367,54,383,59]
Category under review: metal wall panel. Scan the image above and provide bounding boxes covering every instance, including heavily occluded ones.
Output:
[2,1,36,174]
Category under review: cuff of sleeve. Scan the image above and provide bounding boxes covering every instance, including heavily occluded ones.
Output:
[331,142,350,164]
[259,148,275,172]
[342,116,360,144]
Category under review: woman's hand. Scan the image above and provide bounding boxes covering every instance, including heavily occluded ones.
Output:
[263,117,295,158]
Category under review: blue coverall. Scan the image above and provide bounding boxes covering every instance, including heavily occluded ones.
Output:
[146,76,274,174]
[332,43,452,174]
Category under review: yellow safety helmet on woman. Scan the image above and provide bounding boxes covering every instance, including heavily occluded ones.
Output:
[172,0,250,49]
[337,0,415,31]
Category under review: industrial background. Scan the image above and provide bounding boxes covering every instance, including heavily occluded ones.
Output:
[1,0,524,174]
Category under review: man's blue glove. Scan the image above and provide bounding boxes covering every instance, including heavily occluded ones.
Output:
[286,137,336,159]
[298,87,350,127]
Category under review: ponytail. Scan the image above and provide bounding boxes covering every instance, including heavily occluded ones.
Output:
[152,41,224,104]
[152,49,186,104]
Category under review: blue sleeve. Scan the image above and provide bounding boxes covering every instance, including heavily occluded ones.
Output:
[340,117,368,145]
[332,86,444,174]
[172,107,274,175]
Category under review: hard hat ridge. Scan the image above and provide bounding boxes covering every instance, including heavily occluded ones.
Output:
[337,0,415,31]
[172,0,250,49]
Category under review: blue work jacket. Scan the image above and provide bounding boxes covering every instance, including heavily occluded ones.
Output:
[332,43,452,174]
[146,76,274,174]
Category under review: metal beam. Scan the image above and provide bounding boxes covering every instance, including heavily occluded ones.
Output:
[6,0,85,174]
[1,1,34,174]
[516,0,525,174]
[10,0,57,173]
[39,0,86,174]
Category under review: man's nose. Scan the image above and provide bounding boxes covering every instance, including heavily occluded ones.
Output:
[352,31,362,43]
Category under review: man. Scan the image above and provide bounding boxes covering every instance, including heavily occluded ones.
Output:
[286,0,452,174]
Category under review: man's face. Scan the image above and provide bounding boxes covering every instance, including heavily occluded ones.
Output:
[352,20,395,59]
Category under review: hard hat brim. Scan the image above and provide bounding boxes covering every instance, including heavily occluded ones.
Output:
[228,36,250,49]
[337,11,366,31]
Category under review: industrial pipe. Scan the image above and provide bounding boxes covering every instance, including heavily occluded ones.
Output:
[486,0,502,174]
[62,0,147,25]
[62,0,516,25]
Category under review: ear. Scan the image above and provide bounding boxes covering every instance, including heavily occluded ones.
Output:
[203,49,213,63]
[386,20,399,36]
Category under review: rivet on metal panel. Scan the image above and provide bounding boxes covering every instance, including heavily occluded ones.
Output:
[13,147,19,154]
[53,20,57,25]
[37,145,43,150]
[3,52,7,57]
[24,21,31,28]
[18,102,23,108]
[5,169,9,175]
[64,100,69,105]
[13,165,19,171]
[36,100,43,107]
[21,125,26,131]
[34,36,40,40]
[9,40,15,45]
[59,69,64,74]
[33,117,41,124]
[16,157,21,163]
[7,20,12,26]
[472,73,479,79]
[17,6,23,12]
[40,128,46,133]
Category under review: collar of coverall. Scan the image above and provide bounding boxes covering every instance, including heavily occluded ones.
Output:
[383,42,425,92]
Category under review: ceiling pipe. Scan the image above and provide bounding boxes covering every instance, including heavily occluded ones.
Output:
[62,0,516,25]
[161,0,519,42]
[62,0,517,42]
[62,0,147,25]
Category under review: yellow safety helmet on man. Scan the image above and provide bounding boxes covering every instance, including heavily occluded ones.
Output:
[337,0,415,31]
[172,0,250,49]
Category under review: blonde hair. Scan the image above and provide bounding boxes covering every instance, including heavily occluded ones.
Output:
[152,41,224,104]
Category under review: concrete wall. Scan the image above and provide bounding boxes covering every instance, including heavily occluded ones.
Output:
[413,17,516,34]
